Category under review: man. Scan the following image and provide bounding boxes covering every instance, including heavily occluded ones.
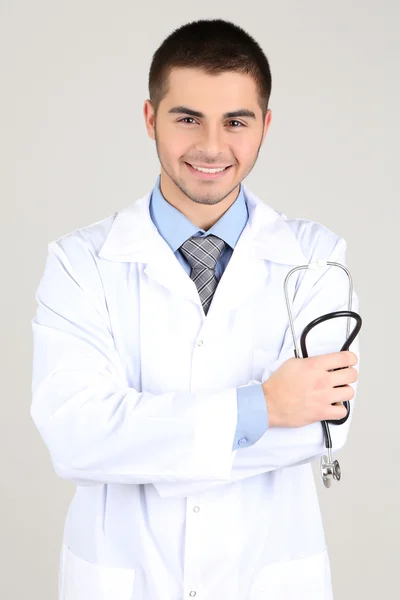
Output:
[31,18,359,600]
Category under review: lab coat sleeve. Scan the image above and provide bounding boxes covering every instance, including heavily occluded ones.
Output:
[30,239,239,486]
[154,234,361,498]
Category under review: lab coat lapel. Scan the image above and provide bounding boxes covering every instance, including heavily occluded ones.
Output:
[204,187,308,314]
[98,192,200,304]
[98,186,308,312]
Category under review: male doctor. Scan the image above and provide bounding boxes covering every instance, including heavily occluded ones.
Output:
[31,18,359,600]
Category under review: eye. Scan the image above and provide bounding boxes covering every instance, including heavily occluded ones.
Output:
[228,120,245,128]
[178,117,197,124]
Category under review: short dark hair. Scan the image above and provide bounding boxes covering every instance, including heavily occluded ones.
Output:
[148,19,272,119]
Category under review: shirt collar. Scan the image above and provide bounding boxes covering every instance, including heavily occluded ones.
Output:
[149,174,248,253]
[98,183,308,267]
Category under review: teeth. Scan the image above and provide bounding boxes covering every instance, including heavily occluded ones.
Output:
[190,165,227,173]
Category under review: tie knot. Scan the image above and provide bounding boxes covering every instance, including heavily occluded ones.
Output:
[180,234,226,271]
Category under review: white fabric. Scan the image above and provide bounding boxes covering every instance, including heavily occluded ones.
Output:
[31,184,360,600]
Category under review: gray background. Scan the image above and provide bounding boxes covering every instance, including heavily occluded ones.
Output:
[2,1,399,598]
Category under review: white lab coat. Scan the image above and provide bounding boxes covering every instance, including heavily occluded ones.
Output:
[31,184,360,600]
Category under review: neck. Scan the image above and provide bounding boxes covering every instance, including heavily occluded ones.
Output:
[159,172,240,230]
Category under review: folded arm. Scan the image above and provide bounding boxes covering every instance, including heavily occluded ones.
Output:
[31,240,239,486]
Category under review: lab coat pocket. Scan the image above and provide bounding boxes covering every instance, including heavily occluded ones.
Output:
[249,548,333,600]
[60,544,136,600]
[252,348,279,383]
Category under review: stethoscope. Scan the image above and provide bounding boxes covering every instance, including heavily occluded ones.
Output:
[283,260,362,488]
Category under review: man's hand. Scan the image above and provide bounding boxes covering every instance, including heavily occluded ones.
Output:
[262,351,359,428]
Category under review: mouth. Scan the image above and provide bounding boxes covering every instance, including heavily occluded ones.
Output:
[185,162,233,180]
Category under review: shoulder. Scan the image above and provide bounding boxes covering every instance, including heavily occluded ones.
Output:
[245,187,347,262]
[283,214,347,261]
[41,212,119,302]
[50,212,117,259]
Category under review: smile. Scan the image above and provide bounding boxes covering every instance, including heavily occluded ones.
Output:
[185,162,233,180]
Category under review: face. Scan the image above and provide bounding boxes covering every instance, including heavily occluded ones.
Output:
[144,67,272,211]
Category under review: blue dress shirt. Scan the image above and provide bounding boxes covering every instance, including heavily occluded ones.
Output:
[149,175,269,451]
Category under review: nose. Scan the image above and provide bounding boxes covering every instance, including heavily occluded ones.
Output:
[196,124,225,157]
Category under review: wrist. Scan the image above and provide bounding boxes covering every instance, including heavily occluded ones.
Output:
[262,379,278,428]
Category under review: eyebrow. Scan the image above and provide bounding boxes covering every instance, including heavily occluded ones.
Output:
[168,106,257,120]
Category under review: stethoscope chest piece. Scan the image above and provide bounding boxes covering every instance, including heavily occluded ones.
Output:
[320,454,342,488]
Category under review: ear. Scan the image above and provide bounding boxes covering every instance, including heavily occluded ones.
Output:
[143,99,156,140]
[261,109,272,145]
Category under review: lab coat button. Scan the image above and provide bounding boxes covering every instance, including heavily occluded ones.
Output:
[197,340,203,346]
[238,437,248,446]
[193,506,200,512]
[189,592,196,597]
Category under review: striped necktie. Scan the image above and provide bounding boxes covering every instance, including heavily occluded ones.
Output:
[179,234,226,315]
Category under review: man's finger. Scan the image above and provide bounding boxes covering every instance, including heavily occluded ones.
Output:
[310,350,358,371]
